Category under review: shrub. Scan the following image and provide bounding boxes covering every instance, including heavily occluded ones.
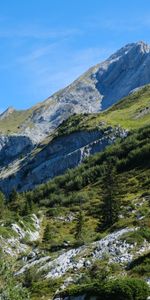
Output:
[64,278,149,300]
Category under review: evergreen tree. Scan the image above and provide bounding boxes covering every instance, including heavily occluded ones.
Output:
[43,223,56,244]
[8,189,24,214]
[9,188,18,202]
[74,209,84,244]
[0,191,5,219]
[99,161,120,230]
[23,201,31,216]
[23,197,34,216]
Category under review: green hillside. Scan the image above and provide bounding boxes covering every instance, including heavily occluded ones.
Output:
[0,124,148,299]
[25,125,150,235]
[0,88,150,300]
[0,101,53,134]
[0,85,150,136]
[57,85,150,137]
[0,109,32,134]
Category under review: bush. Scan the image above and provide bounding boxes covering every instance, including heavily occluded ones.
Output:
[102,278,149,300]
[64,278,150,300]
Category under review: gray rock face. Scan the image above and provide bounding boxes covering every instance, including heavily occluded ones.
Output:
[0,106,15,120]
[0,41,150,193]
[16,227,135,276]
[0,127,128,194]
[1,41,150,145]
[18,226,150,280]
[96,41,150,109]
[0,135,34,166]
[21,41,150,142]
[0,214,41,257]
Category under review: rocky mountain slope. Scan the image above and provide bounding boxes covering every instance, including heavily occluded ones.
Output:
[0,83,149,194]
[0,41,150,155]
[0,122,149,299]
[0,41,150,300]
[0,126,128,194]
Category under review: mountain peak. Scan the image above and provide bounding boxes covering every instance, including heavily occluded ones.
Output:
[108,41,150,63]
[0,41,150,141]
[129,40,150,53]
[0,106,15,120]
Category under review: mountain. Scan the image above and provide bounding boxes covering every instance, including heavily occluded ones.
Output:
[0,106,15,120]
[0,41,150,300]
[1,84,150,194]
[0,41,150,194]
[0,41,150,144]
[0,116,149,299]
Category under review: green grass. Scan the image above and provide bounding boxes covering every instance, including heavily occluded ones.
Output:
[56,85,150,137]
[0,109,32,134]
[0,84,150,136]
[0,97,58,135]
[0,226,17,238]
[128,252,150,277]
[0,86,150,299]
[20,125,150,251]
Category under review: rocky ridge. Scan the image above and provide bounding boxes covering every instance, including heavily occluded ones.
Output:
[1,41,150,147]
[0,126,128,194]
[15,226,150,284]
[0,214,41,257]
[0,107,15,120]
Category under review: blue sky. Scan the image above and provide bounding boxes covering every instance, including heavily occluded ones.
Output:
[0,0,150,111]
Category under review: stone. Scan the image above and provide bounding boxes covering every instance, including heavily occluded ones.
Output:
[84,260,91,268]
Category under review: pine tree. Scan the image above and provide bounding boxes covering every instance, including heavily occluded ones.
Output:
[99,161,120,231]
[74,209,84,244]
[8,189,24,214]
[0,191,5,219]
[43,223,56,244]
[23,200,31,216]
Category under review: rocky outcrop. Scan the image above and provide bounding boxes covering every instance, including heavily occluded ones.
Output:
[0,41,150,193]
[17,41,150,141]
[95,41,150,109]
[0,106,15,120]
[0,214,41,257]
[0,127,128,194]
[16,226,150,279]
[1,42,150,145]
[0,134,34,166]
[15,227,134,276]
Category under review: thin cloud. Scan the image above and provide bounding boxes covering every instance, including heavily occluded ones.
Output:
[17,43,57,64]
[0,25,83,39]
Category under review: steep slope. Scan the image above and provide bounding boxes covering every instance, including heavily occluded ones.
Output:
[0,84,149,194]
[0,124,149,300]
[1,41,150,300]
[0,106,15,120]
[1,41,150,146]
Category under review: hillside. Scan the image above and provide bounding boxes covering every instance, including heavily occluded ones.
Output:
[57,84,150,135]
[0,41,150,155]
[0,41,150,300]
[0,120,149,299]
[0,84,149,194]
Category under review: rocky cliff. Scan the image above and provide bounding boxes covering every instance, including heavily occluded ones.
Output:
[1,41,150,145]
[0,41,150,193]
[0,126,128,194]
